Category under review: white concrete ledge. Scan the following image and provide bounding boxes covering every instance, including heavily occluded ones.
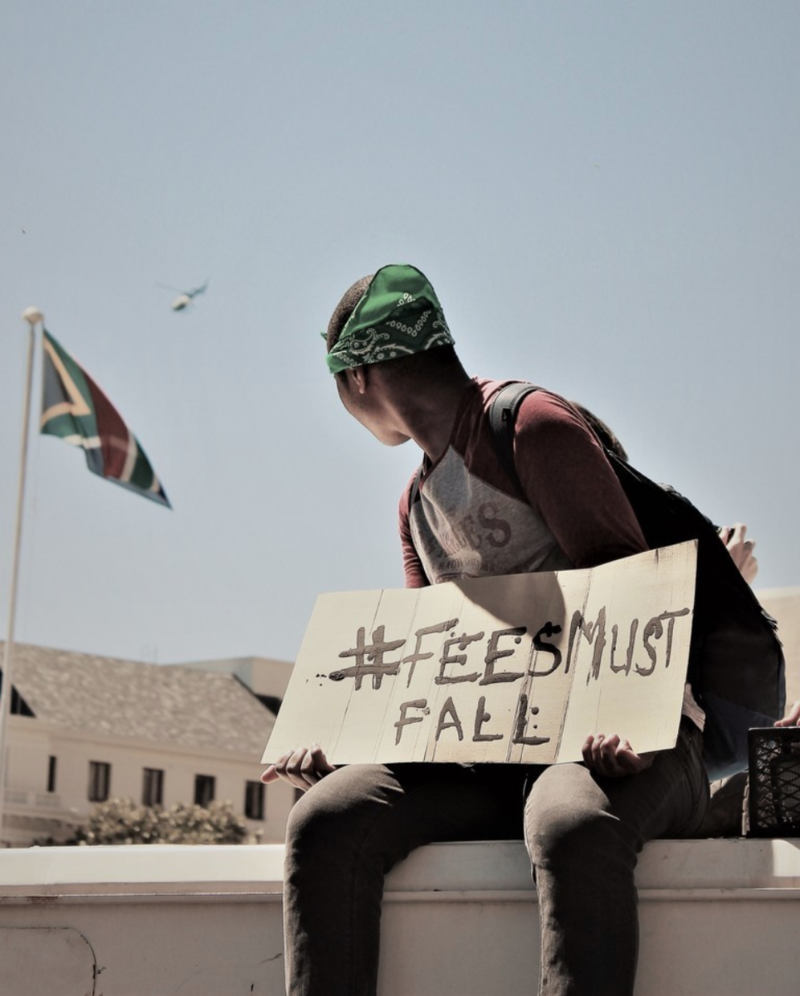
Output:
[1,839,800,995]
[3,837,800,894]
[0,843,285,897]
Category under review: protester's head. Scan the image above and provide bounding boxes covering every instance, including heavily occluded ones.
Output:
[325,264,467,448]
[325,274,374,357]
[325,264,457,383]
[569,401,629,462]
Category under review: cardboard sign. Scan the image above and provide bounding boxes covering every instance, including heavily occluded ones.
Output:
[262,542,697,765]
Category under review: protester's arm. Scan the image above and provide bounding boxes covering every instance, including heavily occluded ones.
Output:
[399,477,430,587]
[720,522,758,584]
[512,392,648,568]
[515,393,653,776]
[261,743,336,792]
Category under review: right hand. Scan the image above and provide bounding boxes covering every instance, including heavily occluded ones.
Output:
[582,733,656,777]
[261,743,336,792]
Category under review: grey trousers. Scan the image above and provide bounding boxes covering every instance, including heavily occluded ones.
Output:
[282,720,709,996]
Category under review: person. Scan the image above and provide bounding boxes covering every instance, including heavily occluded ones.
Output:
[262,263,711,996]
[711,527,799,727]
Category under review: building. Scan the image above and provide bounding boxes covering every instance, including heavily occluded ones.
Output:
[0,644,295,847]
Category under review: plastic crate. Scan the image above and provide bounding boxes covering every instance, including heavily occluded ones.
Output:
[747,727,800,837]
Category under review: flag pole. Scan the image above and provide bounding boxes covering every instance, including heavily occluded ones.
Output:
[0,308,41,845]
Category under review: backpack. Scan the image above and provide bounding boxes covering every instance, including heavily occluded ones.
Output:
[410,382,785,778]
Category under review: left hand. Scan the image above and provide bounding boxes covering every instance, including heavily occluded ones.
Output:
[261,743,336,791]
[582,733,656,777]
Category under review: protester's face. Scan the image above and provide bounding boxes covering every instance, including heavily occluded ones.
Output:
[336,370,409,447]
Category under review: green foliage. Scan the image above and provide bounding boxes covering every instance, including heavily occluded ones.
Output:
[55,797,252,846]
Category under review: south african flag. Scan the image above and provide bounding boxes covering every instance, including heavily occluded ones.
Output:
[40,330,171,508]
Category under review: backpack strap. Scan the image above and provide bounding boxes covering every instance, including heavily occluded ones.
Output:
[487,382,541,494]
[408,465,423,513]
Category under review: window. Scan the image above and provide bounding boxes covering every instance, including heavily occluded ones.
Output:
[142,768,164,807]
[245,780,265,820]
[194,774,215,808]
[10,687,33,716]
[47,756,57,793]
[88,761,111,802]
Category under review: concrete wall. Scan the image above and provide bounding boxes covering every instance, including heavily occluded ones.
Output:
[1,839,799,995]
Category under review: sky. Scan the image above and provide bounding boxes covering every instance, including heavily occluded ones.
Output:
[1,1,798,668]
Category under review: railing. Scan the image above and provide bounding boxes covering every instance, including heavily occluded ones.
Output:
[3,789,61,809]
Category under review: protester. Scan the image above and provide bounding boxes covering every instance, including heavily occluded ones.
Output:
[263,263,715,996]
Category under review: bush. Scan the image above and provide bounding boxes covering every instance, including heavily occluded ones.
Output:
[48,797,252,845]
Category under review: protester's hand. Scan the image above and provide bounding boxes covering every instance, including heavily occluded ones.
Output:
[720,522,758,584]
[261,743,336,792]
[775,701,800,728]
[582,733,656,777]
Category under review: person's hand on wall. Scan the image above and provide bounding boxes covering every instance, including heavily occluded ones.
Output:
[775,702,800,728]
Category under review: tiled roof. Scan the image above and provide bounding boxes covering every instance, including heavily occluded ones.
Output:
[1,643,275,757]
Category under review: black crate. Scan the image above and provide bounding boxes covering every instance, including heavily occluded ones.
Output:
[747,727,800,838]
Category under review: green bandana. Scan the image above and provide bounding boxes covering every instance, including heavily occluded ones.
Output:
[325,263,454,374]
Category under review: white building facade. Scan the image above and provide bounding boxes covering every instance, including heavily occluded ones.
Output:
[0,646,296,847]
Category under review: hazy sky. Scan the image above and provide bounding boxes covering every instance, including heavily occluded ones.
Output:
[1,1,798,666]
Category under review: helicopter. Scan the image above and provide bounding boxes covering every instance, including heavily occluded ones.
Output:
[157,280,209,311]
